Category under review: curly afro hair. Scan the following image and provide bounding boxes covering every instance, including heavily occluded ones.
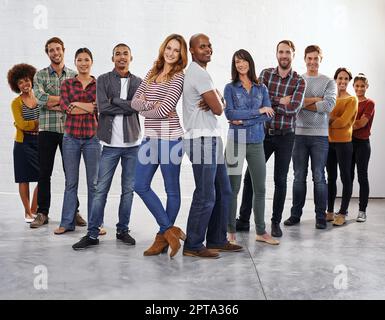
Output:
[7,63,37,93]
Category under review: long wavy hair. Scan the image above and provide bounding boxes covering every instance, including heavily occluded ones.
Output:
[147,34,188,83]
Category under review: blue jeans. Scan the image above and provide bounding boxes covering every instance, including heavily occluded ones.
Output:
[184,137,232,251]
[291,135,329,221]
[60,134,101,230]
[87,145,138,239]
[134,138,183,234]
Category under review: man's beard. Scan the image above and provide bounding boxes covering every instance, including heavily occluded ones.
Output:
[278,59,291,70]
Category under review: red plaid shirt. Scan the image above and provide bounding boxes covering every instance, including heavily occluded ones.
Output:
[60,77,98,138]
[259,67,306,130]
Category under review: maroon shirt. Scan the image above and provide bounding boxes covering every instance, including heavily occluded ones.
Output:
[60,77,98,138]
[353,98,375,140]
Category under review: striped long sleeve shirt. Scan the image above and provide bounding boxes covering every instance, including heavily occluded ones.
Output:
[259,67,306,130]
[131,70,184,140]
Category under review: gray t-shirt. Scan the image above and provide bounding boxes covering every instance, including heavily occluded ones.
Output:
[182,61,221,138]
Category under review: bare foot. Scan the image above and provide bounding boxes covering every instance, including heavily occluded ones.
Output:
[227,232,236,244]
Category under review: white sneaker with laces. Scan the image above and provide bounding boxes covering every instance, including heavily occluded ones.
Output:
[356,211,367,222]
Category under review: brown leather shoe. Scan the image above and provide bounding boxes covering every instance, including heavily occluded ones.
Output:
[207,242,244,252]
[183,247,220,259]
[163,226,186,258]
[30,213,48,228]
[144,233,169,256]
[75,213,87,227]
[54,226,73,235]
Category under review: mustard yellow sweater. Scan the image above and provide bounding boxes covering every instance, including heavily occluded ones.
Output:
[11,96,38,143]
[329,96,358,143]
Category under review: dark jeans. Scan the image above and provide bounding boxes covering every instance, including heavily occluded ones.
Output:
[37,131,79,216]
[327,142,353,215]
[290,135,329,221]
[351,138,371,212]
[239,132,295,224]
[184,137,232,251]
[87,145,138,239]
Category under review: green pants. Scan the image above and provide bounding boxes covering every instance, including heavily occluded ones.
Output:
[226,141,266,235]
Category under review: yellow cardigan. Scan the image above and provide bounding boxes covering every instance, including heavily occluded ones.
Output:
[329,96,358,143]
[11,96,38,143]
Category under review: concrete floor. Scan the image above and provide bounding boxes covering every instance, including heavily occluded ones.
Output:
[0,161,384,300]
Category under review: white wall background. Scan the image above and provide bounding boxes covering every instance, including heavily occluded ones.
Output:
[0,0,384,197]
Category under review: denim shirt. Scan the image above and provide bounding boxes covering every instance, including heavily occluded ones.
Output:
[224,81,272,143]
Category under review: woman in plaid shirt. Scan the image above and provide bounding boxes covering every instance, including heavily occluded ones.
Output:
[54,48,100,235]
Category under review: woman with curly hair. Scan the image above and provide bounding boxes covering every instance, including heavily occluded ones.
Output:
[132,34,187,257]
[7,63,39,222]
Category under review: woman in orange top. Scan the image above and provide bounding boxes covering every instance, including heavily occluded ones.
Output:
[326,67,358,226]
[7,64,39,223]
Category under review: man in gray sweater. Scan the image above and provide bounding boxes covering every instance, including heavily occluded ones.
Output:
[284,45,336,229]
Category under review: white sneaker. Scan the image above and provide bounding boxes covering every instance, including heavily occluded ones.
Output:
[356,211,367,222]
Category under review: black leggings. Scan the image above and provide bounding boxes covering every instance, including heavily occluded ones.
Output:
[351,138,371,212]
[327,142,353,215]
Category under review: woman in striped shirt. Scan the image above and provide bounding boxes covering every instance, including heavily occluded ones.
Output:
[132,34,187,257]
[7,63,39,223]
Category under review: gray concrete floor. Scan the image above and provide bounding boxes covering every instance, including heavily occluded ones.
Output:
[0,162,384,300]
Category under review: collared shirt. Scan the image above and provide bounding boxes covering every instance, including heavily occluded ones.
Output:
[224,81,271,144]
[96,69,142,145]
[259,67,306,130]
[60,77,98,138]
[33,65,77,133]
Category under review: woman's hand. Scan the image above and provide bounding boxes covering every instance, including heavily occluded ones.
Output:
[229,120,243,126]
[260,107,275,117]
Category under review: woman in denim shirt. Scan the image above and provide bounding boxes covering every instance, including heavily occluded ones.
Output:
[224,49,278,245]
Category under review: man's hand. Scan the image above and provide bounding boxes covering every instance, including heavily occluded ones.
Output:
[48,105,62,111]
[279,95,292,106]
[198,99,210,112]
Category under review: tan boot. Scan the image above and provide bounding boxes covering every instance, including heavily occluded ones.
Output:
[163,226,186,258]
[326,212,335,222]
[144,233,169,256]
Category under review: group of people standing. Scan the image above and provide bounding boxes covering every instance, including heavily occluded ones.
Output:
[7,34,375,259]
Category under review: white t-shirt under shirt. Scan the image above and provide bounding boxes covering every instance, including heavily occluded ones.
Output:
[182,61,221,139]
[101,77,141,148]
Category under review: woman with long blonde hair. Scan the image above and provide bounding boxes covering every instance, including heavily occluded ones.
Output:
[132,34,188,257]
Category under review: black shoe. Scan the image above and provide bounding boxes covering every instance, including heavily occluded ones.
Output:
[271,223,283,237]
[235,218,250,232]
[315,219,327,229]
[72,235,99,250]
[283,216,300,226]
[116,231,136,245]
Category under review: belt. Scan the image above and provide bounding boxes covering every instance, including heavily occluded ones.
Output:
[24,131,39,136]
[266,128,294,136]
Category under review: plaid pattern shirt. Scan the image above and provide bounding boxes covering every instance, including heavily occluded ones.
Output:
[33,65,77,133]
[60,77,98,138]
[259,67,306,130]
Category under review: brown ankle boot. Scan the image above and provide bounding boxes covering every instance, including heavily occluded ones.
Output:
[143,233,168,256]
[163,226,186,258]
